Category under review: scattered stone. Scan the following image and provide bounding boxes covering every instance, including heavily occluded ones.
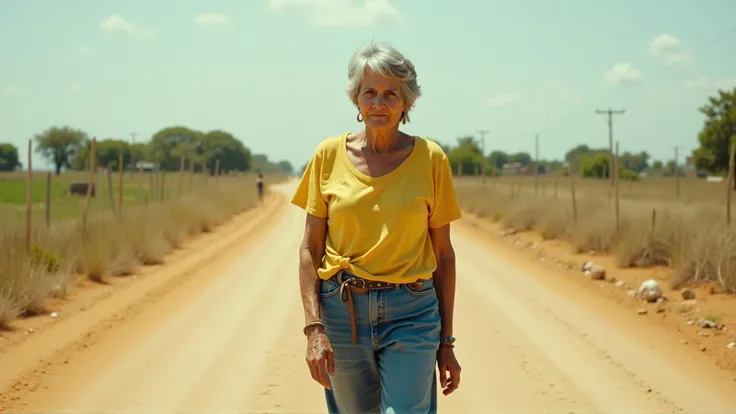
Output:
[581,261,593,272]
[627,289,638,297]
[700,344,707,352]
[698,318,719,329]
[585,264,606,280]
[656,307,666,314]
[637,308,648,315]
[500,229,518,237]
[588,250,597,256]
[615,280,628,288]
[699,331,710,337]
[638,279,663,303]
[680,288,696,300]
[50,312,58,319]
[687,320,695,326]
[680,339,688,345]
[727,342,736,349]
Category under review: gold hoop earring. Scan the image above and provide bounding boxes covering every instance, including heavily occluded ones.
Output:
[357,113,363,122]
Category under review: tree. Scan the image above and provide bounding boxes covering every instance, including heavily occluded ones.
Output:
[487,150,509,170]
[447,136,486,175]
[581,152,638,181]
[72,138,131,170]
[277,160,294,174]
[565,144,608,175]
[581,153,610,179]
[250,153,284,173]
[0,143,21,171]
[34,126,87,175]
[148,126,251,173]
[693,87,736,187]
[508,152,533,166]
[149,126,204,170]
[199,130,251,174]
[618,151,650,173]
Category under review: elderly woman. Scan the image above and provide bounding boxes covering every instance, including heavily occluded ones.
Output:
[291,42,462,413]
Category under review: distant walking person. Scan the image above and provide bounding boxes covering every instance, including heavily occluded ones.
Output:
[291,42,462,413]
[256,173,264,205]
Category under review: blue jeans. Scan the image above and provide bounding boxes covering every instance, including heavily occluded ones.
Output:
[319,271,441,414]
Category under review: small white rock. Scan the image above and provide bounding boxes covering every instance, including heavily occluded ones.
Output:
[581,261,593,272]
[50,312,58,318]
[727,342,736,349]
[585,264,606,280]
[615,280,627,288]
[637,308,648,315]
[638,279,663,303]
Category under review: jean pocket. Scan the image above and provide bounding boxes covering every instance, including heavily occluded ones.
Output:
[319,279,341,298]
[401,278,436,296]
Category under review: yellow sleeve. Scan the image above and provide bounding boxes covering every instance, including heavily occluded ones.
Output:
[428,152,463,228]
[290,148,329,218]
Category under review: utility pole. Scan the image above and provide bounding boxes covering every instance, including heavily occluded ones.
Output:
[673,146,680,198]
[477,130,489,180]
[534,133,539,195]
[595,108,625,186]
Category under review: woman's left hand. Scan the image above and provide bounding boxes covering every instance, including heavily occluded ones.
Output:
[437,346,461,395]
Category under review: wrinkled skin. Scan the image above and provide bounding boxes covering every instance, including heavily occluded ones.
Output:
[305,329,335,389]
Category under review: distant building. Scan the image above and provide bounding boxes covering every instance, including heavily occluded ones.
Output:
[133,161,156,172]
[501,162,544,176]
[684,156,707,178]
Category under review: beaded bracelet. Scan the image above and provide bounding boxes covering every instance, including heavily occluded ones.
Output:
[440,336,456,344]
[303,320,325,336]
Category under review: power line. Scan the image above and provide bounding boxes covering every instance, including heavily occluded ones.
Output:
[595,108,625,186]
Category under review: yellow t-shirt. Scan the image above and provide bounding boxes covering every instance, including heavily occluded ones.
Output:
[290,133,462,284]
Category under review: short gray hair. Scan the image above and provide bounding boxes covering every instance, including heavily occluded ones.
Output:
[346,42,422,122]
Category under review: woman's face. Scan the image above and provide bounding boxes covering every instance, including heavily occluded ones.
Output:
[357,68,407,130]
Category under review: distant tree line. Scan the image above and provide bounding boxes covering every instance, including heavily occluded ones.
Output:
[422,87,736,185]
[0,125,293,175]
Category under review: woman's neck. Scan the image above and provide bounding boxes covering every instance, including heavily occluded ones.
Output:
[363,127,402,155]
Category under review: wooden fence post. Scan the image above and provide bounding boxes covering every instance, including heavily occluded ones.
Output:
[82,138,97,237]
[25,139,33,254]
[614,141,621,235]
[727,142,735,225]
[118,152,124,217]
[569,166,578,223]
[45,172,51,227]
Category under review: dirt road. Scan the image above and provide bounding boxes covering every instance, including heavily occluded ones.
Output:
[2,181,736,413]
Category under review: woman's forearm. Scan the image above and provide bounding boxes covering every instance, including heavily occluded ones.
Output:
[299,243,324,325]
[433,252,456,338]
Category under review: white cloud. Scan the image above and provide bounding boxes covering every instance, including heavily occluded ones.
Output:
[267,0,402,27]
[100,15,156,39]
[193,12,232,26]
[485,93,522,108]
[71,83,85,93]
[604,62,643,85]
[682,76,736,90]
[650,34,691,65]
[4,86,24,95]
[77,45,91,55]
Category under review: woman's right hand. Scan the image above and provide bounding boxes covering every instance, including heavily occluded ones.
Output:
[305,327,335,389]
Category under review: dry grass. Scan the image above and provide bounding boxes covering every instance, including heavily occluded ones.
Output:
[457,176,736,293]
[0,173,283,328]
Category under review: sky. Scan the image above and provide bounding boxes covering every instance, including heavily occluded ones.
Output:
[1,0,735,172]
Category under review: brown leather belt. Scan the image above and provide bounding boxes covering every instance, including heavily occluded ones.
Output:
[330,271,426,344]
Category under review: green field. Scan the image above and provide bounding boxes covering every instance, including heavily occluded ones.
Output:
[0,170,238,224]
